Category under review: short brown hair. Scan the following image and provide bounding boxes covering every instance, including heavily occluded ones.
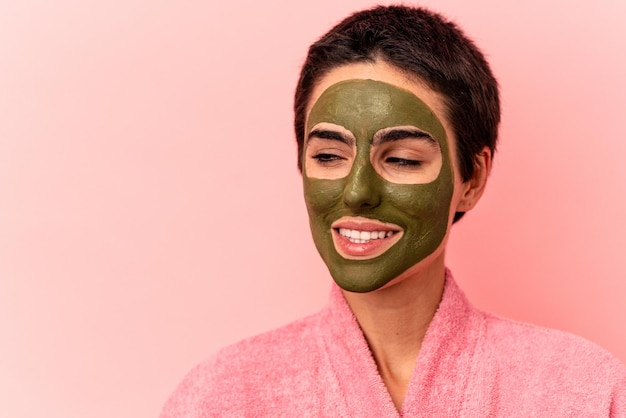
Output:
[294,5,500,221]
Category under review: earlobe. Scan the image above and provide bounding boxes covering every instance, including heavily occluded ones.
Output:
[456,146,492,212]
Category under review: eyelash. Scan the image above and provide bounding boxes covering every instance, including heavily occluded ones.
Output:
[312,153,345,164]
[385,157,422,167]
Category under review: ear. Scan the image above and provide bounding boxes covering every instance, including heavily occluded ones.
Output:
[455,146,492,212]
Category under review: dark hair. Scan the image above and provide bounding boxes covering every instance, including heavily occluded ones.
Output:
[294,5,500,221]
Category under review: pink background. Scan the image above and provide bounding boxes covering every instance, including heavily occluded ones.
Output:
[1,0,625,416]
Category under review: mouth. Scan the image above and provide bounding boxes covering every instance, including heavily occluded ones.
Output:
[336,228,398,244]
[331,217,403,260]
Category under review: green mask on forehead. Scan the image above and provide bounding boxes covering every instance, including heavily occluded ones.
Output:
[303,79,454,293]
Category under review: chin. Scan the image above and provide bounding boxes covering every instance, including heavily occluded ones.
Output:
[327,263,400,293]
[329,246,448,294]
[333,278,390,293]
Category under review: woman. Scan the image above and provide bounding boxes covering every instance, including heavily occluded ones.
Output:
[162,5,625,416]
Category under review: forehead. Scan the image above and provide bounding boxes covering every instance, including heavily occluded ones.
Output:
[307,79,446,141]
[306,61,450,132]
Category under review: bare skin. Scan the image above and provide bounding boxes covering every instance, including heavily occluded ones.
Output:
[342,255,446,410]
[343,146,489,410]
[306,61,491,411]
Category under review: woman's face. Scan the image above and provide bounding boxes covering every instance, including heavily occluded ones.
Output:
[302,61,466,293]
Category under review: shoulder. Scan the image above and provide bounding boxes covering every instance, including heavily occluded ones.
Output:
[478,311,624,374]
[210,311,325,378]
[160,312,327,417]
[470,310,626,414]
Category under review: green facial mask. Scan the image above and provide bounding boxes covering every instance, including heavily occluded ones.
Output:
[303,79,454,292]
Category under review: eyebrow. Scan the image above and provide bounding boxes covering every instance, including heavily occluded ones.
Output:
[307,129,355,146]
[373,127,437,145]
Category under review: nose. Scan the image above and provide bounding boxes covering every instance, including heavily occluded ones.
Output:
[343,163,381,209]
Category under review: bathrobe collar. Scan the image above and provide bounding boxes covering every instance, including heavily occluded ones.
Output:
[322,269,483,417]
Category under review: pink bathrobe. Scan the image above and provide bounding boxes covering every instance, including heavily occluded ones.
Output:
[162,271,626,417]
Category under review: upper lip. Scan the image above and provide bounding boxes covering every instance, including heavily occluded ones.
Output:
[331,216,402,233]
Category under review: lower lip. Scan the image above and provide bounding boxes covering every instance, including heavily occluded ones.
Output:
[331,229,402,260]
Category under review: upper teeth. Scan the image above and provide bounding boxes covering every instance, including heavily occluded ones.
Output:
[338,228,395,243]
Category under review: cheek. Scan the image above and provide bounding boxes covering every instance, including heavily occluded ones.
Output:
[385,184,449,218]
[303,178,344,217]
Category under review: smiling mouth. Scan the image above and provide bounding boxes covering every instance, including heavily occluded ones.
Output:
[336,228,398,244]
[330,217,403,260]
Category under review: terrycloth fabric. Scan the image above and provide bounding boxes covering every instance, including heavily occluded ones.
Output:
[162,271,626,417]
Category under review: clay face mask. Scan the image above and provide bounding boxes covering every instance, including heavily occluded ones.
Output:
[302,79,454,293]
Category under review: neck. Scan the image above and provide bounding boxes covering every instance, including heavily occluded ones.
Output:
[341,256,446,411]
